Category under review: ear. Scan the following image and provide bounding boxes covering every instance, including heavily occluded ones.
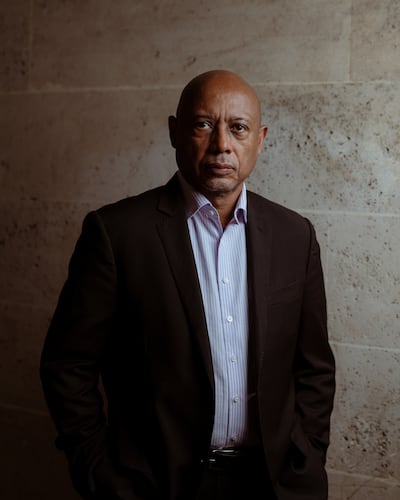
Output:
[168,115,177,149]
[257,125,268,155]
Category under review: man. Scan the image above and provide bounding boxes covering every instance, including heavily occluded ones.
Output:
[41,70,335,500]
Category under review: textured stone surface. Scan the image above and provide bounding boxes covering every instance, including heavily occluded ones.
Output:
[0,91,177,204]
[328,343,400,480]
[4,82,398,214]
[0,201,92,308]
[352,0,400,80]
[1,1,400,498]
[327,214,400,348]
[30,0,351,88]
[0,406,79,500]
[0,302,50,410]
[248,82,400,213]
[0,0,30,91]
[328,470,400,499]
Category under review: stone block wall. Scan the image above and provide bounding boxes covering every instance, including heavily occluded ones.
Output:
[1,1,399,498]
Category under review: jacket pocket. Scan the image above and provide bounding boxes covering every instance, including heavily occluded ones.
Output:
[278,422,327,493]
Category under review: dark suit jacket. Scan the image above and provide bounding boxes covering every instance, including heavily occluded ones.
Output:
[41,173,335,500]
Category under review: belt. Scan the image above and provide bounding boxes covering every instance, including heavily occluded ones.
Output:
[204,446,264,470]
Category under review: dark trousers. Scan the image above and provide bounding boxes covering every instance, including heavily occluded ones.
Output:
[195,448,276,500]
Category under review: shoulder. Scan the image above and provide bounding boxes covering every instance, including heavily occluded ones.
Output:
[96,186,163,218]
[77,185,167,247]
[80,175,184,246]
[246,192,321,268]
[95,173,182,224]
[247,190,310,229]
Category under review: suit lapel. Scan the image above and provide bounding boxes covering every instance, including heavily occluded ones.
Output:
[155,175,214,385]
[246,192,272,377]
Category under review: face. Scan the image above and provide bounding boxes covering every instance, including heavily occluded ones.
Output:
[169,72,268,204]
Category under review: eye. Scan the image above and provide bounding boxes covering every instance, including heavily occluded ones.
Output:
[195,121,212,130]
[231,123,248,133]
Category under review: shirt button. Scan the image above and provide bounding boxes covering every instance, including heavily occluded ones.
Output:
[226,315,233,323]
[230,355,237,363]
[222,277,229,284]
[233,396,240,403]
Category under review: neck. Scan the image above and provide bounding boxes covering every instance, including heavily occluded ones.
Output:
[207,192,239,229]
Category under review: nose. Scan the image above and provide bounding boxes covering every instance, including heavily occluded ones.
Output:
[209,125,232,154]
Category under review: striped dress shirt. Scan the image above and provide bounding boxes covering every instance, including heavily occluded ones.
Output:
[178,173,249,449]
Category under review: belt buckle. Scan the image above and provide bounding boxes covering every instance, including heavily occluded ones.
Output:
[208,447,240,465]
[213,448,240,457]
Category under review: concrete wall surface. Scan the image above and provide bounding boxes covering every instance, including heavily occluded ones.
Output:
[1,1,399,498]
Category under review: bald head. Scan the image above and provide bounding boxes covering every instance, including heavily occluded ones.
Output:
[168,69,268,215]
[176,70,263,125]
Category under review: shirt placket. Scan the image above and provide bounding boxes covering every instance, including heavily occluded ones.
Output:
[217,223,245,446]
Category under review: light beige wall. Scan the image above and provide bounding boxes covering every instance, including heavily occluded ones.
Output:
[1,1,399,498]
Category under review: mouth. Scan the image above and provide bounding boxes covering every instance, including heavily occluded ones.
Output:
[204,162,235,175]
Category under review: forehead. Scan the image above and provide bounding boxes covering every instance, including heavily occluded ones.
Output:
[185,87,260,122]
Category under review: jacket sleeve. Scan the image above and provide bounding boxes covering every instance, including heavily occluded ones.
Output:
[40,210,132,497]
[294,219,336,461]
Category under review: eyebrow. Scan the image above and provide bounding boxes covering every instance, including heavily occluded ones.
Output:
[193,114,251,123]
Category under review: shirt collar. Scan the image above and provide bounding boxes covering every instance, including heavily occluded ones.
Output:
[177,171,248,224]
